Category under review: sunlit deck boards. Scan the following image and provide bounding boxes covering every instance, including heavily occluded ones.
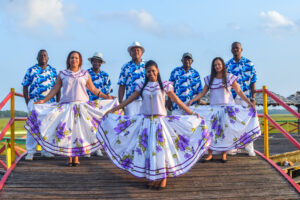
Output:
[1,154,299,199]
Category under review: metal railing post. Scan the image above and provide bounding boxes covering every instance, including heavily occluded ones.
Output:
[10,88,15,163]
[6,139,11,169]
[263,85,269,158]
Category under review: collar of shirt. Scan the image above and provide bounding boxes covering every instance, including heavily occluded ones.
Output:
[35,63,51,71]
[230,56,247,65]
[129,59,145,67]
[180,65,194,73]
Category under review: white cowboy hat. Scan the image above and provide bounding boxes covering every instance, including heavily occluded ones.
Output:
[127,41,145,54]
[88,52,106,64]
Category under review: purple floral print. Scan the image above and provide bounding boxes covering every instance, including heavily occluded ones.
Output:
[56,122,67,140]
[177,135,190,151]
[114,119,133,135]
[248,107,256,118]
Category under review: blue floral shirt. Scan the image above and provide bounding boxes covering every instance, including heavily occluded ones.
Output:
[87,68,113,101]
[117,60,145,100]
[21,64,57,103]
[226,57,257,98]
[169,66,203,110]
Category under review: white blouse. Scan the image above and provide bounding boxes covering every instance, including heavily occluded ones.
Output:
[135,81,173,116]
[204,74,238,106]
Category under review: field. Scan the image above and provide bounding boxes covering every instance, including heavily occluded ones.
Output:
[0,114,298,153]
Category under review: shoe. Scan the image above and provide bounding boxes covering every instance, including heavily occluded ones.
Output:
[41,151,54,158]
[84,154,91,158]
[248,151,256,157]
[73,162,80,167]
[227,149,237,156]
[95,149,103,157]
[25,153,34,161]
[221,159,227,163]
[199,158,213,163]
[66,162,73,167]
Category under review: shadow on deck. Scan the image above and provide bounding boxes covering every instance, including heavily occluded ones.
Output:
[0,154,299,199]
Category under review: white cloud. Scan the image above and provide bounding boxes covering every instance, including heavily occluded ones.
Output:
[4,0,65,35]
[260,11,296,30]
[227,23,241,31]
[98,9,200,38]
[99,9,162,36]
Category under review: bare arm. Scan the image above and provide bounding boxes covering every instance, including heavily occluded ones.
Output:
[35,76,62,104]
[232,81,255,108]
[108,91,140,114]
[168,91,199,117]
[56,90,61,102]
[86,76,114,99]
[187,84,209,106]
[166,98,173,110]
[23,86,30,105]
[250,83,256,102]
[118,85,126,104]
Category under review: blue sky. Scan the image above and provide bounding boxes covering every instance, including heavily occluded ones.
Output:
[0,0,300,111]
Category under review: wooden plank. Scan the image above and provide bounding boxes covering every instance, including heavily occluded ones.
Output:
[1,155,299,199]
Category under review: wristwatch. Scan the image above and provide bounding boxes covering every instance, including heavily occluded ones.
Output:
[250,97,255,101]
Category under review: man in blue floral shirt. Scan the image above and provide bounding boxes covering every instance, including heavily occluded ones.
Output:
[118,41,145,115]
[22,49,60,160]
[226,42,257,156]
[87,52,113,101]
[168,52,203,114]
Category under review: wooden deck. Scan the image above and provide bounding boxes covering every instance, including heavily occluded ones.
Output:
[0,154,299,199]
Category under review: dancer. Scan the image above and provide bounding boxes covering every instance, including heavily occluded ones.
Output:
[97,60,211,189]
[118,41,146,115]
[187,57,261,162]
[226,42,257,156]
[25,51,116,167]
[87,52,113,157]
[22,49,59,160]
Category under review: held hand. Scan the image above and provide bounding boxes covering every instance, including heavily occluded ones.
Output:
[248,102,256,110]
[34,100,45,104]
[187,100,193,106]
[109,95,117,99]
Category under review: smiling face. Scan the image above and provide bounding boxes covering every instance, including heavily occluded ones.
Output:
[37,50,48,66]
[146,65,159,82]
[91,58,102,69]
[214,58,223,73]
[182,57,193,69]
[69,52,80,69]
[130,47,143,61]
[231,42,242,58]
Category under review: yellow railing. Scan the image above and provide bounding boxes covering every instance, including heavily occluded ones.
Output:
[257,86,300,159]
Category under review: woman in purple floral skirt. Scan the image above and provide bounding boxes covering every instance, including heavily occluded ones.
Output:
[96,60,211,189]
[25,51,116,166]
[187,57,261,163]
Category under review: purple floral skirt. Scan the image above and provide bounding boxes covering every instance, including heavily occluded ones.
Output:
[96,114,211,181]
[25,99,119,157]
[189,104,261,151]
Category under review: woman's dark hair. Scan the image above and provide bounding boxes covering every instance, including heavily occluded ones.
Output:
[140,60,164,98]
[66,51,83,69]
[208,57,228,90]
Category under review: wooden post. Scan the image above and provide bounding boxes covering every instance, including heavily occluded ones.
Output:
[263,86,269,158]
[10,88,15,163]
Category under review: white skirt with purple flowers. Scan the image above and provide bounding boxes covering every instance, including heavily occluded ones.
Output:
[25,99,119,157]
[96,114,211,181]
[189,104,261,152]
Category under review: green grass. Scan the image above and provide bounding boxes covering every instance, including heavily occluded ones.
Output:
[259,114,298,134]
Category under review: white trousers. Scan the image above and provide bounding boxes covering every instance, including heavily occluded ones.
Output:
[125,100,142,116]
[26,100,38,154]
[235,97,254,153]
